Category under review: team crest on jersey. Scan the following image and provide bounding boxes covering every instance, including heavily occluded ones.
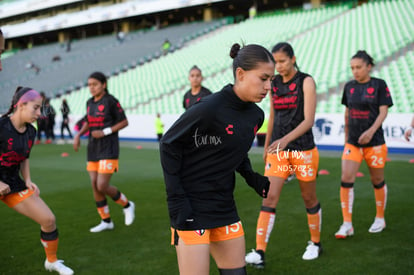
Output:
[289,83,296,91]
[98,105,105,112]
[367,87,375,94]
[225,124,234,135]
[350,88,355,94]
[195,229,205,236]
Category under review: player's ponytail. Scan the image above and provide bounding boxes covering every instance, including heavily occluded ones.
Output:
[88,71,109,93]
[230,43,275,79]
[352,50,375,67]
[272,42,300,71]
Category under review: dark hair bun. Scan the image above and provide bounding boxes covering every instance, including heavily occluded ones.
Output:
[230,43,241,59]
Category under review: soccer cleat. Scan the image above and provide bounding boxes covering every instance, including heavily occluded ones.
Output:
[368,218,386,233]
[245,249,265,269]
[90,221,114,233]
[302,241,322,260]
[123,201,135,226]
[44,259,74,275]
[335,222,354,239]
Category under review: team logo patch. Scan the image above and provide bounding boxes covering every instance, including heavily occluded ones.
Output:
[345,149,351,155]
[367,87,375,94]
[289,83,296,91]
[195,229,205,236]
[98,105,105,112]
[350,88,355,94]
[225,124,234,135]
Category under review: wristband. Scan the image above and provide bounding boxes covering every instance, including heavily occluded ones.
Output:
[103,127,112,136]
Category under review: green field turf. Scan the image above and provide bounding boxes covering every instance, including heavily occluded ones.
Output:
[1,142,413,274]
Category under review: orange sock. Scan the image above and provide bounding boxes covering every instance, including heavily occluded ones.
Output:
[40,230,58,262]
[340,182,354,223]
[306,205,321,244]
[96,200,111,220]
[374,181,387,219]
[256,207,276,252]
[112,191,129,207]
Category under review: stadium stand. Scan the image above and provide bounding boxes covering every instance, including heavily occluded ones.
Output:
[0,19,227,112]
[53,4,350,115]
[3,0,413,117]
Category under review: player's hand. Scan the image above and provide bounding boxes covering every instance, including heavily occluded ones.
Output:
[0,181,11,196]
[244,171,270,198]
[73,135,81,152]
[26,181,40,196]
[267,138,288,154]
[168,196,193,226]
[91,130,104,139]
[404,128,412,141]
[358,129,374,145]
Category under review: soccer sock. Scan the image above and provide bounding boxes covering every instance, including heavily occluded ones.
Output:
[306,203,321,244]
[340,182,354,223]
[96,199,111,222]
[256,206,276,252]
[112,191,130,208]
[373,181,387,219]
[40,229,59,263]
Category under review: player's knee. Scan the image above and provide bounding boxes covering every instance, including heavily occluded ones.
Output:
[370,175,384,185]
[218,266,246,275]
[41,213,56,229]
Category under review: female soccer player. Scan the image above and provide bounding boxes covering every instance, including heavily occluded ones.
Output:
[0,87,74,275]
[182,65,212,110]
[245,42,322,267]
[160,43,273,275]
[73,71,135,233]
[335,50,393,238]
[60,99,73,142]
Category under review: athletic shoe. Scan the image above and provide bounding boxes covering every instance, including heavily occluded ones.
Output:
[302,241,322,260]
[245,249,265,269]
[44,259,74,275]
[90,221,114,233]
[335,222,354,239]
[368,218,386,233]
[123,201,135,226]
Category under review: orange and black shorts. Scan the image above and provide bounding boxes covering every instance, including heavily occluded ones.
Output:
[171,221,244,245]
[342,143,387,168]
[87,159,119,174]
[0,189,35,208]
[264,147,319,182]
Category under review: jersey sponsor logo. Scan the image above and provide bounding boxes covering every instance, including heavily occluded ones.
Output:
[349,109,370,119]
[272,94,298,110]
[193,128,223,148]
[225,124,234,135]
[87,115,105,127]
[0,151,27,167]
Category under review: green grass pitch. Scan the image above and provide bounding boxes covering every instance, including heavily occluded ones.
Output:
[1,142,413,274]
